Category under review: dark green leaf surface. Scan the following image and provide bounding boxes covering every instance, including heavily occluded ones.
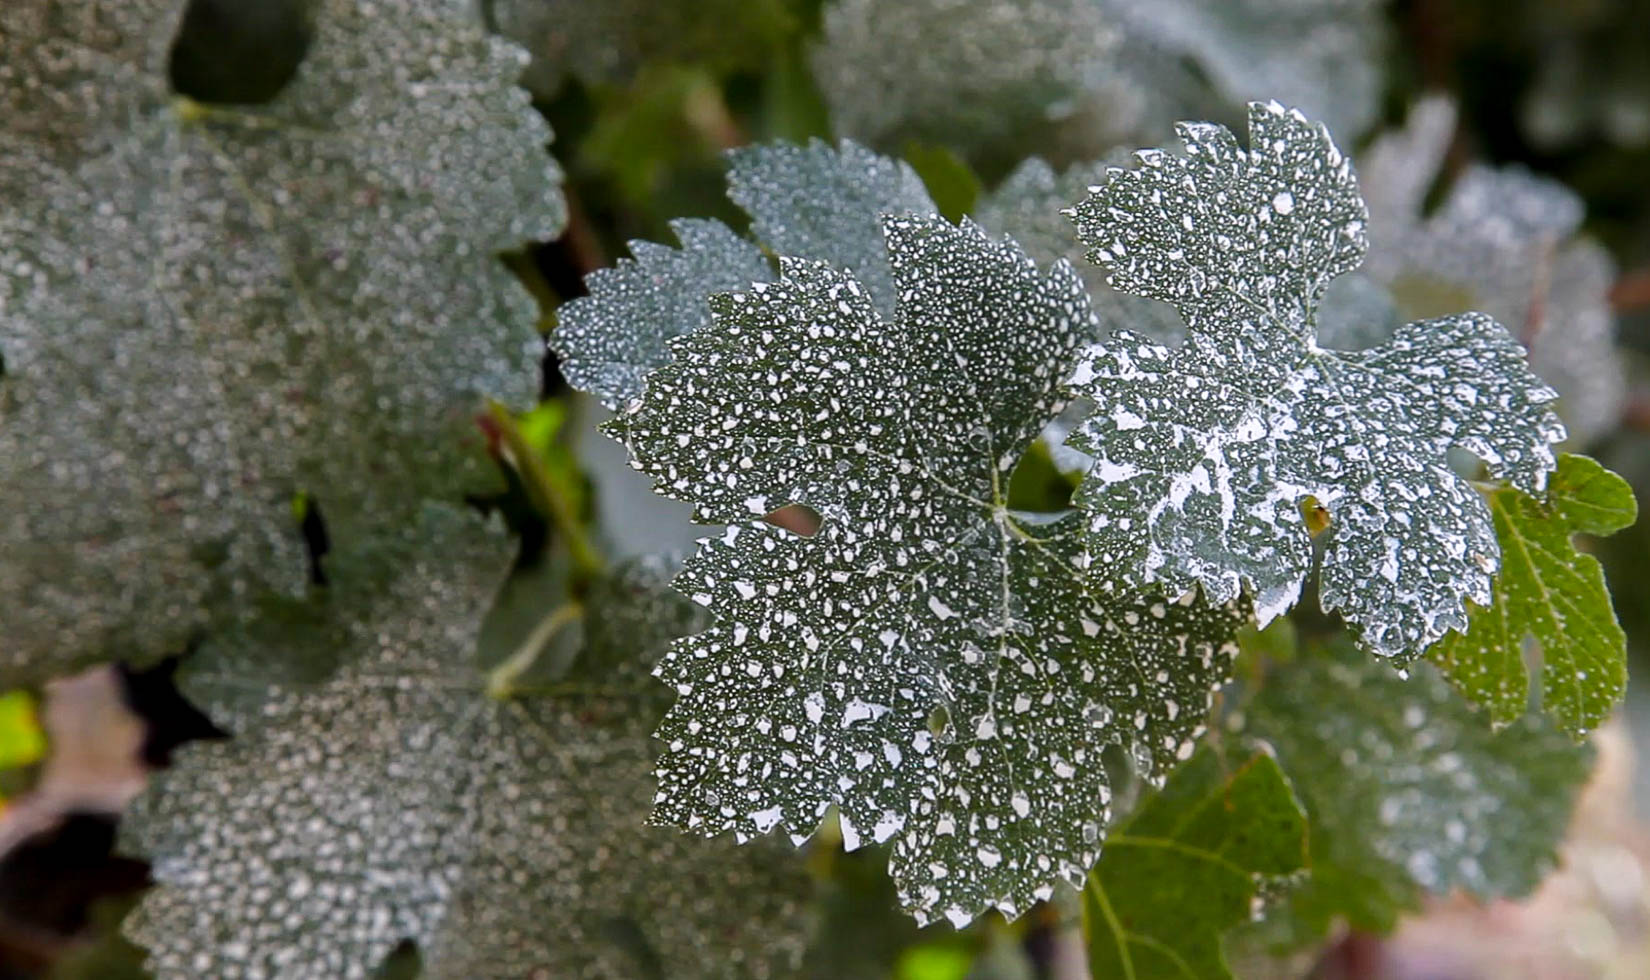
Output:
[1430,454,1637,735]
[1084,749,1306,980]
[1067,102,1565,660]
[1240,643,1593,944]
[0,0,563,682]
[122,525,812,979]
[613,213,1246,926]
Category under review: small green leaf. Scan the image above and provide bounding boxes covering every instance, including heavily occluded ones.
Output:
[1239,642,1593,946]
[1084,748,1306,980]
[0,690,44,772]
[1430,453,1637,735]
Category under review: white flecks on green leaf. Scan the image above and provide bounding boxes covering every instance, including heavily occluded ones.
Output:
[1430,454,1637,737]
[122,520,812,979]
[726,139,936,316]
[610,214,1246,927]
[973,157,1183,345]
[0,0,564,683]
[1239,641,1593,945]
[1084,747,1307,980]
[555,219,770,410]
[1357,96,1624,445]
[555,139,937,410]
[1066,102,1565,660]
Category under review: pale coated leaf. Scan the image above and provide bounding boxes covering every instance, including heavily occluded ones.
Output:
[1103,0,1385,141]
[1239,642,1593,944]
[611,214,1247,927]
[974,158,1183,345]
[811,0,1119,163]
[1430,454,1637,736]
[1067,102,1565,659]
[1358,96,1625,445]
[726,139,936,317]
[122,523,812,979]
[554,139,935,410]
[0,0,564,682]
[1084,748,1306,980]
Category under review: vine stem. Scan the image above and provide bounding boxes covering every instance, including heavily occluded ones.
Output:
[487,601,584,700]
[486,401,605,576]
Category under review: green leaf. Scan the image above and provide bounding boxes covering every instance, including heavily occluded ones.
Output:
[122,520,813,978]
[0,0,563,682]
[1066,102,1565,660]
[1430,453,1637,735]
[611,213,1247,926]
[1084,748,1306,980]
[0,690,43,772]
[1239,642,1593,945]
[554,139,935,410]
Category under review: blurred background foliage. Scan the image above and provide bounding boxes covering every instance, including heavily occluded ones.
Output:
[5,0,1650,977]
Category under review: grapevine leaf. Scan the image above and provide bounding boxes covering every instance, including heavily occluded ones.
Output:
[1358,97,1624,445]
[1066,102,1565,659]
[1084,748,1306,980]
[556,219,771,410]
[610,214,1247,927]
[554,140,935,410]
[974,158,1185,345]
[1239,642,1593,945]
[1430,454,1637,736]
[122,521,812,979]
[726,139,936,316]
[488,0,798,97]
[0,0,563,682]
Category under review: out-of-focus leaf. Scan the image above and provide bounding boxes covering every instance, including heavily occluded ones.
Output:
[488,0,801,97]
[1431,454,1637,736]
[1084,748,1306,980]
[1239,642,1593,946]
[1102,0,1386,141]
[0,0,563,683]
[122,516,813,979]
[612,213,1246,927]
[1067,102,1564,659]
[810,0,1118,167]
[1357,96,1625,445]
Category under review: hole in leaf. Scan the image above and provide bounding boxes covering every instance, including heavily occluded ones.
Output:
[764,503,821,537]
[168,0,314,105]
[1005,439,1077,513]
[294,492,330,586]
[119,656,227,767]
[927,703,953,743]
